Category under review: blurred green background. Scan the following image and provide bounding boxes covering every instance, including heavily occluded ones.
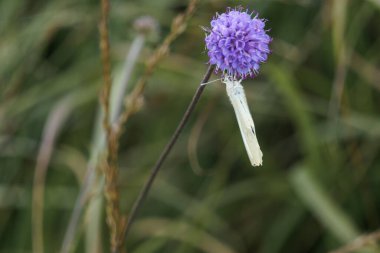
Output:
[1,0,380,252]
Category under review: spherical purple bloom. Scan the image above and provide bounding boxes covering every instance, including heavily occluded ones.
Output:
[205,8,271,79]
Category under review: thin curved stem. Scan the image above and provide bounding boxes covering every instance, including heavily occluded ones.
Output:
[32,97,73,253]
[120,65,214,247]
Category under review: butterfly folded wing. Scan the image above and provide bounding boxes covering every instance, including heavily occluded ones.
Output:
[225,80,263,166]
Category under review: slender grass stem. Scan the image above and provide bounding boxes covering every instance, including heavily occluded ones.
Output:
[120,65,214,246]
[32,97,73,253]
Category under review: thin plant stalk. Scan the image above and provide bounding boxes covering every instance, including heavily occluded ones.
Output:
[328,46,348,119]
[97,0,114,249]
[111,34,145,120]
[32,96,74,253]
[120,65,214,244]
[329,0,348,119]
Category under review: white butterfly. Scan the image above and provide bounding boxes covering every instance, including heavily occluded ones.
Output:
[224,77,263,166]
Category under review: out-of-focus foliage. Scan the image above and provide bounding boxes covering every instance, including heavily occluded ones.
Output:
[1,0,380,252]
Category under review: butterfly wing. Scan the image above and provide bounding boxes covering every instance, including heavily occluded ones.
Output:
[225,79,263,166]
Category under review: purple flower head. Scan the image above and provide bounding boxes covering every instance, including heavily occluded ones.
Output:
[205,8,272,79]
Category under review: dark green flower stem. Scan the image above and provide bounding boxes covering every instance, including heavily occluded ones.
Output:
[121,65,215,246]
